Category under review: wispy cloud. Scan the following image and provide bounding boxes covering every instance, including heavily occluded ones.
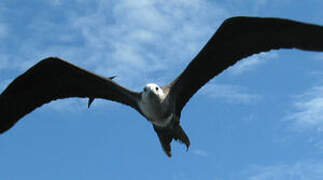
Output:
[286,86,323,132]
[70,0,229,86]
[191,149,208,157]
[0,54,9,70]
[314,53,323,62]
[50,0,63,6]
[229,52,279,75]
[0,22,8,39]
[0,78,12,92]
[0,3,8,39]
[200,84,261,104]
[224,0,291,15]
[243,161,323,180]
[0,0,230,88]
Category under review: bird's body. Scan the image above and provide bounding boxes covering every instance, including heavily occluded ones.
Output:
[139,83,171,127]
[138,83,190,156]
[1,16,323,157]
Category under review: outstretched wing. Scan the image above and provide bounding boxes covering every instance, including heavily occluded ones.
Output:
[165,16,323,114]
[0,57,141,133]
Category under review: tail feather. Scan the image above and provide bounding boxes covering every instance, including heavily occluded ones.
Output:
[155,130,172,157]
[173,125,190,150]
[153,124,190,157]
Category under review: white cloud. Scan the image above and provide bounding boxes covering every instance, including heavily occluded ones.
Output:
[50,0,63,6]
[229,52,279,75]
[200,84,261,104]
[0,79,12,92]
[0,22,8,39]
[226,0,291,14]
[0,0,229,93]
[0,4,8,39]
[0,54,9,70]
[314,54,323,61]
[0,0,230,101]
[191,149,208,157]
[70,0,229,86]
[0,54,28,71]
[286,86,323,132]
[244,161,323,180]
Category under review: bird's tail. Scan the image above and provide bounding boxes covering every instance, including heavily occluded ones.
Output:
[153,124,190,157]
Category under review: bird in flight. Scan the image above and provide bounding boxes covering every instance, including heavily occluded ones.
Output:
[1,16,323,157]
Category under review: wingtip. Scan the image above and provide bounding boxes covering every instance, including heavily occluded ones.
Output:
[88,97,95,108]
[109,75,116,80]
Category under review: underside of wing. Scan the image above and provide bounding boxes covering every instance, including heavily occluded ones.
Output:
[166,16,323,113]
[0,57,141,133]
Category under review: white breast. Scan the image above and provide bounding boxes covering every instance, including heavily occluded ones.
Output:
[138,93,172,127]
[151,113,173,127]
[139,83,172,127]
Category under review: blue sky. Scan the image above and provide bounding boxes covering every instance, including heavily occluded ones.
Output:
[1,0,323,179]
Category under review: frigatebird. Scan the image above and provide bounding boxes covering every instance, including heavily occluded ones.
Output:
[1,16,323,157]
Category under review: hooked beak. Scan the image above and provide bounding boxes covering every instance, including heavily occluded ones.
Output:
[144,87,154,95]
[147,90,154,97]
[145,88,158,99]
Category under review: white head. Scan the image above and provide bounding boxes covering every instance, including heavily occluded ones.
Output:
[142,83,165,100]
[139,83,170,125]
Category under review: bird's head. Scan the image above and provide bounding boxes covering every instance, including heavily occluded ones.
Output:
[142,83,165,100]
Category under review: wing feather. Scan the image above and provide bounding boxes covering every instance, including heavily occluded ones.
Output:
[0,57,141,133]
[166,16,323,113]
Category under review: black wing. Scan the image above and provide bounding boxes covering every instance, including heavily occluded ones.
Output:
[166,16,323,114]
[0,57,141,133]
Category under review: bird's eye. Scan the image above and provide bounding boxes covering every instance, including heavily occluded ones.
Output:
[155,87,159,91]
